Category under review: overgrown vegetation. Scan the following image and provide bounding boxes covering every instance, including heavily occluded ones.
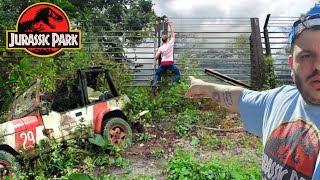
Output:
[5,82,261,179]
[0,1,264,179]
[124,82,226,126]
[0,0,157,123]
[167,149,260,180]
[262,55,277,90]
[123,83,261,179]
[18,124,126,179]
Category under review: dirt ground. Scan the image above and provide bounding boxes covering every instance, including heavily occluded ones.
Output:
[109,117,262,179]
[110,122,178,179]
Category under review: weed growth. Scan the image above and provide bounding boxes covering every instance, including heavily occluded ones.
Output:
[166,149,261,180]
[18,124,125,179]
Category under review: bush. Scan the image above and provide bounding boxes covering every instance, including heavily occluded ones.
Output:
[125,83,199,123]
[174,109,198,136]
[262,55,277,90]
[18,124,122,179]
[166,150,261,180]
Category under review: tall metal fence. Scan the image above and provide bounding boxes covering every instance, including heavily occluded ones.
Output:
[96,17,255,87]
[0,16,296,88]
[171,17,253,86]
[262,15,297,84]
[93,16,296,88]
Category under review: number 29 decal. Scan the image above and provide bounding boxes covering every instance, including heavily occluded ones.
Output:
[15,130,36,149]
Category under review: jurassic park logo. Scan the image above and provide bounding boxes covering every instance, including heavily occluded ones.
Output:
[59,114,77,131]
[6,2,81,57]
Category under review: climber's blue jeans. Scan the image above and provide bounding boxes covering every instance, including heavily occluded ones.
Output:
[154,64,180,87]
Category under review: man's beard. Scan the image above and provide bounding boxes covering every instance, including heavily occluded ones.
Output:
[293,70,320,105]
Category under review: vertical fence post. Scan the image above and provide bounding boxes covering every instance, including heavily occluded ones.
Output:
[155,20,162,65]
[250,18,265,89]
[154,16,169,87]
[264,14,271,56]
[153,18,162,86]
[152,20,161,87]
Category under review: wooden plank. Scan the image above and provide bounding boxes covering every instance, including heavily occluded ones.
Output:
[204,68,251,88]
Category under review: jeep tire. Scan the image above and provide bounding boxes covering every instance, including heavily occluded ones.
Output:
[0,150,21,179]
[102,117,132,147]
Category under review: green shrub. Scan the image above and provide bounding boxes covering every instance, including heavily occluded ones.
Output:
[262,55,277,90]
[18,124,124,179]
[166,150,261,180]
[125,83,199,123]
[173,109,198,136]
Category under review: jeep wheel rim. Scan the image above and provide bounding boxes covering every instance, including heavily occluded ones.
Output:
[0,160,12,179]
[109,124,127,146]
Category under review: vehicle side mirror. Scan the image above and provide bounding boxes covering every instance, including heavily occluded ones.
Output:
[41,108,49,116]
[40,100,50,116]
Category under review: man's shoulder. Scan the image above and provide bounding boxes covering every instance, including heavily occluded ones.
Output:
[241,85,298,101]
[264,85,298,102]
[257,85,296,94]
[244,85,297,95]
[273,85,297,95]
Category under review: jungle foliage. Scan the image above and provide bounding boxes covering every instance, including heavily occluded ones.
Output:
[0,0,157,121]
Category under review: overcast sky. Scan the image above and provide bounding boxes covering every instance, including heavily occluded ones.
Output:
[152,0,319,21]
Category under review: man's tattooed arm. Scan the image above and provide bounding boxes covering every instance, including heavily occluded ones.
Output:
[210,86,243,113]
[185,76,244,113]
[223,91,233,107]
[212,92,221,103]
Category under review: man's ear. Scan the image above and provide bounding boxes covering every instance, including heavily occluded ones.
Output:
[288,55,295,81]
[288,55,293,71]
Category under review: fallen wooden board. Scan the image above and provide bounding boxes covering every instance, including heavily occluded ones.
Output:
[204,68,251,88]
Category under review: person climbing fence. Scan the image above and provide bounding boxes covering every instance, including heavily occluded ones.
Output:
[153,20,180,89]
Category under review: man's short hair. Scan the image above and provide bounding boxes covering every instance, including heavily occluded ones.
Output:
[162,35,168,43]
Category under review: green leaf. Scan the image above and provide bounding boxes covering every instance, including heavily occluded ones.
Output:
[231,171,243,179]
[88,134,106,147]
[100,176,108,180]
[116,157,123,164]
[190,136,199,146]
[109,158,115,165]
[19,58,31,71]
[67,173,92,180]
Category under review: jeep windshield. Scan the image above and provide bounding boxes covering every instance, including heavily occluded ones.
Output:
[11,80,39,119]
[79,68,119,104]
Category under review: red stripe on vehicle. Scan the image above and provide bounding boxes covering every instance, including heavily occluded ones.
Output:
[93,102,111,133]
[22,116,40,129]
[12,116,39,150]
[11,119,25,132]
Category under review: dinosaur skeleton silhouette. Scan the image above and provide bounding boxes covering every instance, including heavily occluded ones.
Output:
[18,7,63,32]
[265,127,316,164]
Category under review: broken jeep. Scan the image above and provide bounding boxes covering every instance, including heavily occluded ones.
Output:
[0,66,134,178]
